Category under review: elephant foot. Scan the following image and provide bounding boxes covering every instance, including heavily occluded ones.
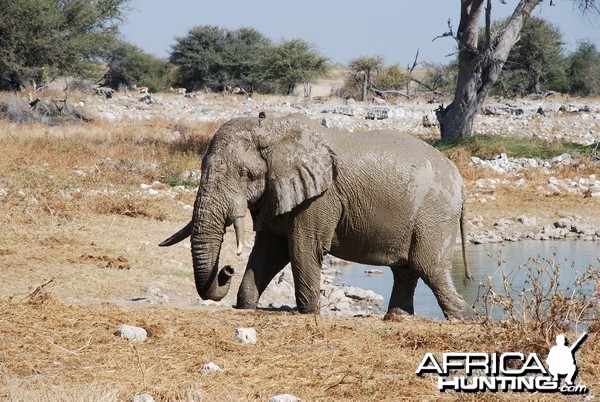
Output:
[295,291,320,314]
[235,301,257,310]
[444,303,476,322]
[383,307,413,322]
[236,287,259,311]
[297,305,320,314]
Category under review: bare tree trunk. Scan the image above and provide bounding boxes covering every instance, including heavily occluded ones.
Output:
[361,71,369,102]
[438,0,542,142]
[303,79,312,98]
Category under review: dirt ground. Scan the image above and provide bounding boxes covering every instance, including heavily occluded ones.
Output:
[0,92,599,401]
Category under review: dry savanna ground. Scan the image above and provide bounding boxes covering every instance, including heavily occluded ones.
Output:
[0,92,599,401]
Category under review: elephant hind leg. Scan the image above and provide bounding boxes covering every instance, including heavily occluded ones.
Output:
[384,265,419,320]
[409,230,475,321]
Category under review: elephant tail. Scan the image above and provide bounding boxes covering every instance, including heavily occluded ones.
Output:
[460,198,473,282]
[159,221,193,247]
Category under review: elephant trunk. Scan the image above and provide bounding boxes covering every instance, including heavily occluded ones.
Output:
[190,201,235,301]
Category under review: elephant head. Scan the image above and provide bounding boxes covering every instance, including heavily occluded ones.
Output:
[159,113,335,301]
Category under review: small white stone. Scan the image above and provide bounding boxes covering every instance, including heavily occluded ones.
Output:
[116,324,147,342]
[234,327,257,345]
[132,394,154,402]
[588,186,600,197]
[268,394,300,402]
[146,286,169,304]
[517,215,537,227]
[200,362,222,374]
[343,286,385,303]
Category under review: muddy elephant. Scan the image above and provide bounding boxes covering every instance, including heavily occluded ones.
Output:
[160,113,474,320]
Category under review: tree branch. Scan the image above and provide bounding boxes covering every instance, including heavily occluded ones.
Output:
[485,0,492,53]
[370,84,409,98]
[432,19,456,42]
[433,16,482,57]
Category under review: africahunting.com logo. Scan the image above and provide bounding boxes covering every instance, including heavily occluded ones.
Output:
[415,332,588,394]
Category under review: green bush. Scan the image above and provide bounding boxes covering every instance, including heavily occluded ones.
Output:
[103,40,173,91]
[372,64,408,91]
[260,39,330,95]
[563,41,600,96]
[169,26,271,92]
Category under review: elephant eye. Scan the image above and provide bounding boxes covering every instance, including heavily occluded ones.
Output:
[239,169,252,180]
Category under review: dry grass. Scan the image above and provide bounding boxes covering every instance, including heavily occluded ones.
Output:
[1,295,597,401]
[0,117,218,224]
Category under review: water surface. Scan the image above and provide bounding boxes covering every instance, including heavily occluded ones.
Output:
[335,240,599,320]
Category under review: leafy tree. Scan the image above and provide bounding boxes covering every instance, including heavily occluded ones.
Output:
[349,56,384,101]
[488,17,565,95]
[169,26,271,91]
[436,0,599,142]
[0,0,129,90]
[564,40,600,95]
[372,64,409,91]
[261,39,329,95]
[103,40,172,91]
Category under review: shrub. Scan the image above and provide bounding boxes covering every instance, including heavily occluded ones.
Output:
[563,41,600,96]
[475,254,598,346]
[103,40,174,91]
[372,64,409,91]
[169,26,271,92]
[0,94,32,123]
[0,93,91,125]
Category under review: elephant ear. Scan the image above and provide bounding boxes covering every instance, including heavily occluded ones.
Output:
[266,126,335,217]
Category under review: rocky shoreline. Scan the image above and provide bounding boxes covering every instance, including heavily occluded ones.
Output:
[468,215,600,244]
[251,257,387,318]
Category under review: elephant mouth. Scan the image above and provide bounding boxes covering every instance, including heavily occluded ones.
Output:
[159,214,245,256]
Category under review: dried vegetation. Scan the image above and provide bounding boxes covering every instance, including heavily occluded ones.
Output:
[1,293,598,401]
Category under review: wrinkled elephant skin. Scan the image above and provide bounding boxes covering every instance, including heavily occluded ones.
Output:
[160,113,474,320]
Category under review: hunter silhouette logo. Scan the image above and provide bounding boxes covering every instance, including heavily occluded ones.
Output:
[546,332,587,386]
[416,332,588,394]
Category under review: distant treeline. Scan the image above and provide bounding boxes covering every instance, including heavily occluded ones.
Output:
[1,1,598,97]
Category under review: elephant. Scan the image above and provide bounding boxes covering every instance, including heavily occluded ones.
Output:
[160,113,474,320]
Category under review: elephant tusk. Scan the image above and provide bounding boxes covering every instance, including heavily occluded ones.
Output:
[159,221,193,247]
[233,217,245,256]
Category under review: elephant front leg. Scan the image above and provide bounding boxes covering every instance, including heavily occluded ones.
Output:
[287,196,339,314]
[237,231,289,310]
[288,234,326,314]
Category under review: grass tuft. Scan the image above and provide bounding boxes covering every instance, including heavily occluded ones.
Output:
[431,135,593,160]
